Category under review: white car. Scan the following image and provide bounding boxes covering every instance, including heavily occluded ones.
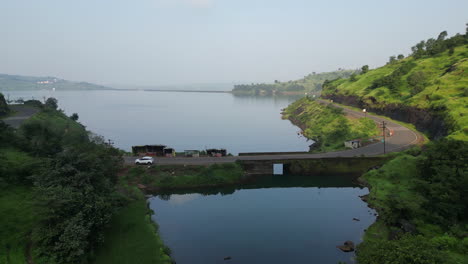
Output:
[135,156,154,165]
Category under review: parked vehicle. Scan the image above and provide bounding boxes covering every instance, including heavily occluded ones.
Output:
[135,156,154,165]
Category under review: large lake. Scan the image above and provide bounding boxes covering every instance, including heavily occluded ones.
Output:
[150,174,376,264]
[2,90,309,154]
[3,89,375,263]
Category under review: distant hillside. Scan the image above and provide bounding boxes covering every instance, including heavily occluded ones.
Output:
[321,30,467,140]
[232,70,358,95]
[0,74,114,91]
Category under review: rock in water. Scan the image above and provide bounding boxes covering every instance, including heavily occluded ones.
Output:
[337,240,355,252]
[224,256,232,260]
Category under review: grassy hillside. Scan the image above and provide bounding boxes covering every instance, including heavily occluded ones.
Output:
[283,97,379,152]
[0,73,113,91]
[93,199,172,264]
[322,36,467,140]
[232,69,358,95]
[310,28,468,264]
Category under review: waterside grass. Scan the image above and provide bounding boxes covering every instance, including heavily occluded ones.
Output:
[125,163,245,190]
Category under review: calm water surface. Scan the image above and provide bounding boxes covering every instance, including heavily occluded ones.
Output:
[2,90,308,154]
[149,174,375,264]
[4,90,376,263]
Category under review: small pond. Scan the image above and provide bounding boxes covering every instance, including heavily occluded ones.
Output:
[149,174,376,264]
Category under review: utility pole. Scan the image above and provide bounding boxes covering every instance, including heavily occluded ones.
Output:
[381,121,387,154]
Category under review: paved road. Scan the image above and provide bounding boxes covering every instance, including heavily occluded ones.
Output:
[124,100,423,165]
[1,105,40,128]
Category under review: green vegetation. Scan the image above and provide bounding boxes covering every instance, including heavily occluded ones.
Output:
[0,186,39,264]
[0,73,113,91]
[0,92,9,116]
[0,98,169,264]
[1,96,243,263]
[232,70,358,95]
[93,199,172,264]
[322,29,467,140]
[280,26,467,263]
[125,163,245,190]
[287,157,388,175]
[282,97,379,152]
[357,140,468,264]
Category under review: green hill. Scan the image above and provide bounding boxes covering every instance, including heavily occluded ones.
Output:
[321,31,467,141]
[0,73,114,91]
[232,69,358,95]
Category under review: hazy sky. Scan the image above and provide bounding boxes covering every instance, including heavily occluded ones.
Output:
[1,0,467,86]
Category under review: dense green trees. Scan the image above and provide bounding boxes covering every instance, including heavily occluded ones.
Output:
[416,139,468,226]
[358,140,468,264]
[1,100,123,263]
[411,29,467,58]
[34,145,122,263]
[357,234,449,264]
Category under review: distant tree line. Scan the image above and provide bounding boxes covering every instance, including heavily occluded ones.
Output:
[410,27,467,59]
[232,70,358,95]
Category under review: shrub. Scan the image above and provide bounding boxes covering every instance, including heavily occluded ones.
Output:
[0,93,9,116]
[24,99,43,108]
[45,97,58,110]
[407,71,429,95]
[357,234,449,264]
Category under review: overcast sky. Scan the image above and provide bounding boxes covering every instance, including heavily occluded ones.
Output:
[1,0,467,86]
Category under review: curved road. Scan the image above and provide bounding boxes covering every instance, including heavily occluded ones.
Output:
[2,105,40,128]
[124,100,423,165]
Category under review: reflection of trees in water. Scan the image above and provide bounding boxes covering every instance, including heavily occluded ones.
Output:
[159,194,171,201]
[154,174,362,199]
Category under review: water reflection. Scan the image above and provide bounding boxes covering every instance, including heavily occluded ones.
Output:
[153,173,362,198]
[149,174,375,264]
[166,193,201,205]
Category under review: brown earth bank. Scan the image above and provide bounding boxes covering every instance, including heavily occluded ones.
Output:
[323,94,448,138]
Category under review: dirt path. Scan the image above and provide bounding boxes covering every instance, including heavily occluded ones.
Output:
[1,105,39,128]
